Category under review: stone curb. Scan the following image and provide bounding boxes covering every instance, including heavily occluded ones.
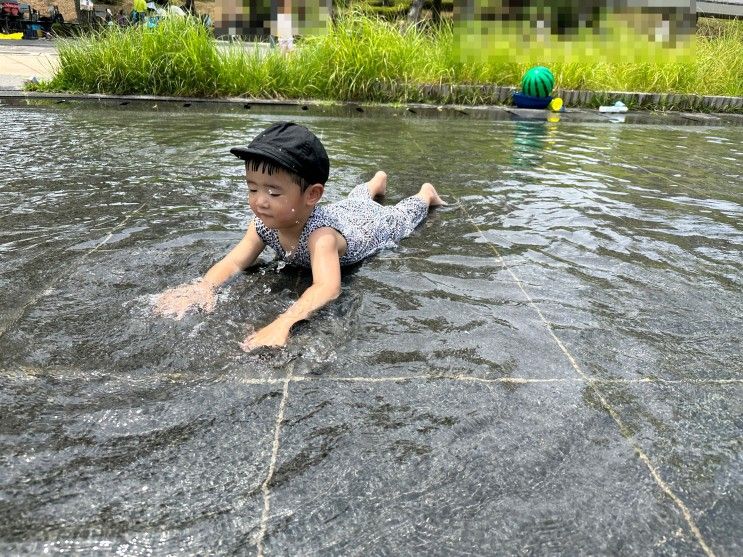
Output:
[392,84,743,113]
[3,79,742,114]
[3,90,743,127]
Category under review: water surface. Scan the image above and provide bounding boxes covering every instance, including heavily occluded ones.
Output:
[1,101,741,555]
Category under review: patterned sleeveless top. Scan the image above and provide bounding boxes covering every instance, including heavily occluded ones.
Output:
[254,184,428,269]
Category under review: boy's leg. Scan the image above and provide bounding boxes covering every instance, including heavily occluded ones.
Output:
[414,182,445,207]
[365,171,387,198]
[347,171,387,202]
[387,182,444,242]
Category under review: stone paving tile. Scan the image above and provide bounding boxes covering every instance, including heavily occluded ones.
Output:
[495,256,742,383]
[261,380,705,556]
[0,239,297,383]
[0,377,280,555]
[593,381,743,556]
[289,257,581,382]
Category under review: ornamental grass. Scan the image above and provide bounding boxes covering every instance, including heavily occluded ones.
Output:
[34,12,743,101]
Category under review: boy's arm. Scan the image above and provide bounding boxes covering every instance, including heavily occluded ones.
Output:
[154,221,264,318]
[202,221,265,288]
[242,227,342,349]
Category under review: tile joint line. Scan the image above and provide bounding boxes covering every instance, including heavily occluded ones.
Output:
[233,375,742,386]
[256,370,292,557]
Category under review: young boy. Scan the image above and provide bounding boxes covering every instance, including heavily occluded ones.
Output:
[154,122,444,350]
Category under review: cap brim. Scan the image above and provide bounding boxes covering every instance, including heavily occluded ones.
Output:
[230,146,298,173]
[230,147,259,160]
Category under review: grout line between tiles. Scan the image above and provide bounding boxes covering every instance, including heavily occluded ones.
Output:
[78,203,147,260]
[255,370,292,557]
[232,374,742,387]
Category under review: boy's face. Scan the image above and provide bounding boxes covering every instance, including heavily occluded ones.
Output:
[246,166,320,230]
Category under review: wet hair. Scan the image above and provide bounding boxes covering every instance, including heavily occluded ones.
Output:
[244,156,312,192]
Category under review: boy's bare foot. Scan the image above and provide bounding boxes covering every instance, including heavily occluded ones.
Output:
[366,170,387,198]
[416,183,446,207]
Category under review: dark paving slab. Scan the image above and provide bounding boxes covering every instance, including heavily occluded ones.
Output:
[496,257,742,382]
[0,377,280,554]
[453,121,743,383]
[0,103,296,379]
[288,254,581,381]
[261,379,706,556]
[595,381,743,556]
[0,240,298,382]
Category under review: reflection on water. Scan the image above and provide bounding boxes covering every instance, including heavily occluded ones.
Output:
[1,102,741,555]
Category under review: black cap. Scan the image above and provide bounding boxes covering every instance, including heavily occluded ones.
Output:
[230,122,330,185]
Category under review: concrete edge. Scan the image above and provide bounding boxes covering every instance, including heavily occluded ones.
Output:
[3,89,743,127]
[399,84,743,113]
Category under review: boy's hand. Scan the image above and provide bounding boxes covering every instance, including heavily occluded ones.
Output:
[240,320,291,351]
[153,281,216,320]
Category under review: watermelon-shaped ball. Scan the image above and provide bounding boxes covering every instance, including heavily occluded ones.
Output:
[521,66,555,98]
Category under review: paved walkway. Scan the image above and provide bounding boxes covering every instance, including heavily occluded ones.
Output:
[698,0,743,17]
[0,40,59,90]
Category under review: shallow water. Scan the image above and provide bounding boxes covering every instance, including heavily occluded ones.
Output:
[1,101,741,555]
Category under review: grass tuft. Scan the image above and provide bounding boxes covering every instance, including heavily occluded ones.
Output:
[42,17,220,96]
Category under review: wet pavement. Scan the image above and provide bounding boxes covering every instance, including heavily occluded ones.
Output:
[1,101,741,556]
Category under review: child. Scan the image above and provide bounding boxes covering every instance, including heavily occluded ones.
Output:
[154,122,444,350]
